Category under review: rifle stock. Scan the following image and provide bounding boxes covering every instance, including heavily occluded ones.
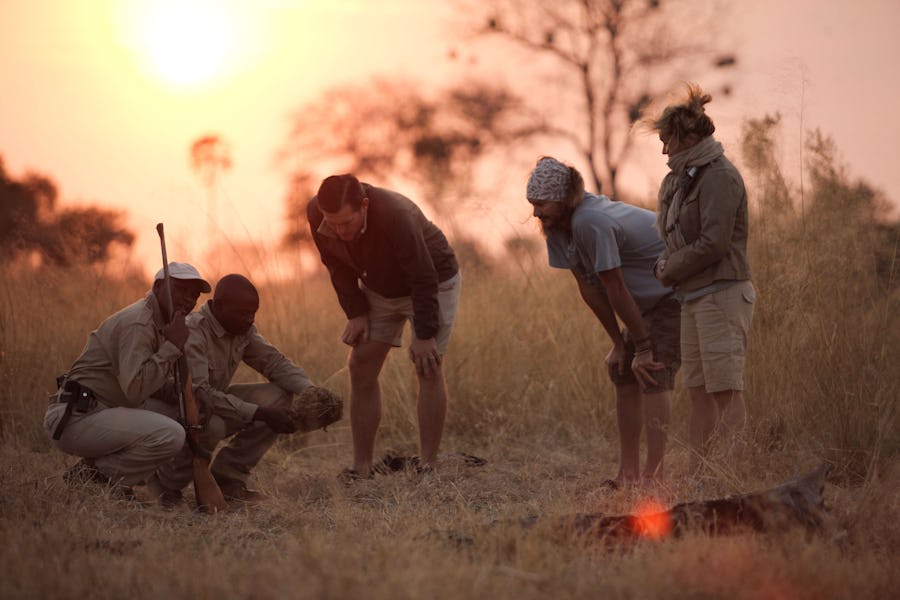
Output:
[156,222,227,513]
[178,357,228,512]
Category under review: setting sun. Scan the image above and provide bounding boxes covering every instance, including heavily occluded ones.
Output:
[115,0,264,88]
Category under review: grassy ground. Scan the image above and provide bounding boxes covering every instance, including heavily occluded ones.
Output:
[1,243,897,598]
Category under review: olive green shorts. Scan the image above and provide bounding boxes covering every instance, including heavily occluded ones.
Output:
[608,295,682,393]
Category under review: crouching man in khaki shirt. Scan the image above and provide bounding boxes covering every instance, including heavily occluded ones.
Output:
[148,274,314,504]
[43,262,213,500]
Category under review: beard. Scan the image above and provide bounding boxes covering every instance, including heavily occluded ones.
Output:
[538,207,575,238]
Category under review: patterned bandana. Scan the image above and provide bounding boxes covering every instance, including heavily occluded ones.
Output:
[526,157,571,202]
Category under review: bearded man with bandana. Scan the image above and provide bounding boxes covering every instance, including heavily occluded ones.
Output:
[526,156,681,489]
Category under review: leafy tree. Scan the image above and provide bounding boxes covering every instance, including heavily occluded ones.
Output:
[190,134,232,233]
[456,0,737,198]
[0,156,134,267]
[40,207,134,266]
[189,134,234,272]
[282,172,317,247]
[190,135,233,188]
[279,77,543,253]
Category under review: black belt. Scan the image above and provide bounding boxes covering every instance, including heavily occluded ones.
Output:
[52,376,96,440]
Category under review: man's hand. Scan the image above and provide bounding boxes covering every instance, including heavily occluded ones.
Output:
[631,349,666,390]
[654,259,667,281]
[341,315,369,347]
[254,405,296,434]
[409,336,441,378]
[163,310,189,350]
[194,387,214,427]
[605,342,628,376]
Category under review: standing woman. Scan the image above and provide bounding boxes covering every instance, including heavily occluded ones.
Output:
[649,84,756,468]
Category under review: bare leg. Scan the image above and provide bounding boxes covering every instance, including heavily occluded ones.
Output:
[348,340,392,477]
[641,390,672,481]
[714,389,747,463]
[689,385,719,471]
[615,383,642,484]
[416,362,447,469]
[714,389,746,435]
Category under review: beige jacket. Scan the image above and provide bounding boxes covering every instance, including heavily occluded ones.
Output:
[185,301,312,423]
[66,293,181,407]
[656,154,752,291]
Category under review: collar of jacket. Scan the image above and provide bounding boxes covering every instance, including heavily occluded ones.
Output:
[200,301,228,338]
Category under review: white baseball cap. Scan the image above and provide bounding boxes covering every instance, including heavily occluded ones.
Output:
[153,262,211,293]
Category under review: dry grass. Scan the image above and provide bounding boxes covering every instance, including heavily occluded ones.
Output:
[1,137,898,598]
[1,250,897,599]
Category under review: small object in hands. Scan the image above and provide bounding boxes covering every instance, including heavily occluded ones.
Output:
[288,386,344,433]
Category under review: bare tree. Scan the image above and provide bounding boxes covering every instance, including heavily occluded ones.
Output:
[458,0,736,198]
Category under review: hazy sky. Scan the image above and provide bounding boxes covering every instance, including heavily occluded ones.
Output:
[2,0,898,276]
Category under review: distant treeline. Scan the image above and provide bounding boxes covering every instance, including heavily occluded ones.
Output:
[0,156,134,267]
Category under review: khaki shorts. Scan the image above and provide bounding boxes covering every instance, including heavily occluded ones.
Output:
[609,295,681,393]
[362,271,461,354]
[681,280,756,393]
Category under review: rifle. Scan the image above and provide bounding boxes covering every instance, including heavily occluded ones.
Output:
[156,223,228,513]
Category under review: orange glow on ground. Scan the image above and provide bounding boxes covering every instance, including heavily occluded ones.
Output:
[631,500,673,540]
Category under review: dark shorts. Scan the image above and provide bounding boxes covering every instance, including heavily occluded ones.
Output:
[607,295,681,393]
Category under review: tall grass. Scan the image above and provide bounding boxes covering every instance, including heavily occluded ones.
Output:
[0,123,897,598]
[741,122,899,483]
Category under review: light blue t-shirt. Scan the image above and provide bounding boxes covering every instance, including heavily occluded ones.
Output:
[546,192,672,313]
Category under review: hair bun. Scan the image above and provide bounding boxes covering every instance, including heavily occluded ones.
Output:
[686,84,712,116]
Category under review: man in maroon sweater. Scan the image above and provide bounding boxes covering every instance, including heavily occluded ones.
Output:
[308,174,461,478]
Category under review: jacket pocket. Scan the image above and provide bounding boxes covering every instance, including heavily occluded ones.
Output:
[741,284,757,304]
[678,190,702,243]
[438,271,461,292]
[705,339,736,355]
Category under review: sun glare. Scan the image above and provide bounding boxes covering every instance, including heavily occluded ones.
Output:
[116,0,265,89]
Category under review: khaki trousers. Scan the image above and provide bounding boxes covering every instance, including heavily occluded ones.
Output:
[155,382,291,490]
[43,398,185,486]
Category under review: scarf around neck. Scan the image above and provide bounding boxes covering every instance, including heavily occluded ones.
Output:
[662,136,724,249]
[666,135,723,175]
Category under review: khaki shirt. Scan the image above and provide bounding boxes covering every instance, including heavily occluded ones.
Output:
[67,292,181,408]
[185,301,312,423]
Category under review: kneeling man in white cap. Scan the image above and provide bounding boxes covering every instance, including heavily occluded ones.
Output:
[43,262,213,501]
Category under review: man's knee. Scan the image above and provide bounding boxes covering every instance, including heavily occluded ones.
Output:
[155,419,186,457]
[201,415,228,445]
[415,363,445,385]
[690,390,718,418]
[349,353,382,386]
